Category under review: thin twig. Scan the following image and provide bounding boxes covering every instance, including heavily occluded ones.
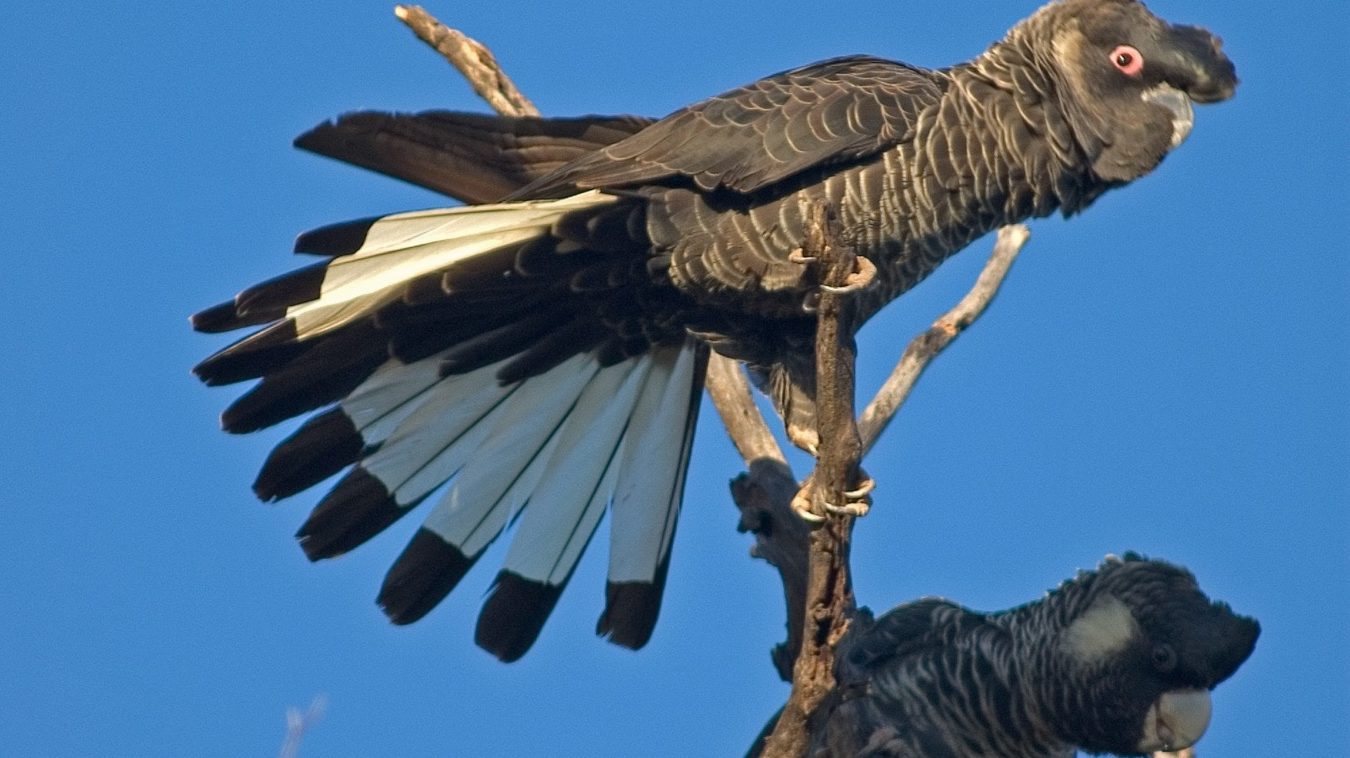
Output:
[394,5,539,118]
[856,224,1028,452]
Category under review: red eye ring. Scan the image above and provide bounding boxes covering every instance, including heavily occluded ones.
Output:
[1111,44,1144,76]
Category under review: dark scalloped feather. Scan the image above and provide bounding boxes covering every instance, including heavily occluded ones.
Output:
[379,298,543,365]
[838,598,977,680]
[437,306,581,377]
[511,235,593,278]
[513,56,941,199]
[496,318,609,383]
[191,299,283,333]
[234,261,328,315]
[193,319,306,386]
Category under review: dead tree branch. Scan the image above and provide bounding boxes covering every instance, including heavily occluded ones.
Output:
[395,5,538,117]
[707,354,789,468]
[759,201,865,757]
[857,224,1029,452]
[708,356,809,680]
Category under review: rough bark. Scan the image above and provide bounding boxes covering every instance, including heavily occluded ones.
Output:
[758,202,864,758]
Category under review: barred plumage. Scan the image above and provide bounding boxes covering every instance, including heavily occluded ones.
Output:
[807,555,1259,757]
[195,0,1237,659]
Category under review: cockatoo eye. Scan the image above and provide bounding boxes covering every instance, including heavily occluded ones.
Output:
[1151,643,1178,673]
[1111,45,1144,76]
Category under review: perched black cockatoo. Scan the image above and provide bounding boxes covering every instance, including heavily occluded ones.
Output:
[805,554,1259,757]
[194,1,1237,661]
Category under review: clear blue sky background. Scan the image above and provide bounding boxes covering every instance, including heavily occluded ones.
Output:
[3,1,1346,756]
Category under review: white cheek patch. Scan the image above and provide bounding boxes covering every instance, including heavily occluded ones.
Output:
[1063,595,1140,664]
[1142,83,1196,148]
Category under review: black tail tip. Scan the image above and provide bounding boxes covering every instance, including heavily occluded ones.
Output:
[293,468,403,561]
[475,573,563,662]
[294,217,381,256]
[190,300,241,333]
[596,581,662,650]
[378,529,477,625]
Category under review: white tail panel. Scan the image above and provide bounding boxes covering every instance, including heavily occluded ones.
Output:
[607,344,699,583]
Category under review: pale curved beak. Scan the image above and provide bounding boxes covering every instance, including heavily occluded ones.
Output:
[1138,688,1213,753]
[1143,85,1195,148]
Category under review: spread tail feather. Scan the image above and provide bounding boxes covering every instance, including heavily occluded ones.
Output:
[358,344,703,660]
[191,190,619,388]
[197,114,704,659]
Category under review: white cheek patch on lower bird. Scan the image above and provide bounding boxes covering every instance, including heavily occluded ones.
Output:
[1142,83,1195,148]
[1137,688,1213,753]
[1062,594,1140,664]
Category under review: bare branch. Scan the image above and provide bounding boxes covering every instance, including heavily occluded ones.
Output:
[857,224,1028,452]
[757,222,1026,757]
[804,201,865,520]
[706,355,789,467]
[760,201,863,758]
[732,460,811,681]
[705,353,807,682]
[394,5,539,117]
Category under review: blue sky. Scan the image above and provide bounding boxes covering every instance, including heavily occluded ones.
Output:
[2,1,1345,756]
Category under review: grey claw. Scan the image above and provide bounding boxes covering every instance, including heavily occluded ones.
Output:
[820,255,878,294]
[825,500,871,518]
[793,494,826,524]
[844,478,875,500]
